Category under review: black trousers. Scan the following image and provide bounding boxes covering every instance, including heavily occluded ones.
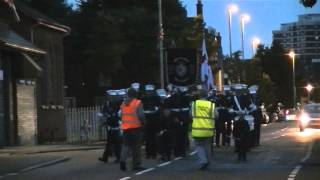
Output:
[215,123,227,146]
[235,139,248,161]
[102,129,121,160]
[145,114,159,158]
[120,128,142,168]
[159,130,174,161]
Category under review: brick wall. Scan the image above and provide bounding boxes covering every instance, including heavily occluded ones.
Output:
[16,80,37,145]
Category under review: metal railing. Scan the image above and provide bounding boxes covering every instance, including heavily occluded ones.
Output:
[65,106,107,143]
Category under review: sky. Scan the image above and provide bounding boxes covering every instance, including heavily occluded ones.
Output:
[67,0,320,58]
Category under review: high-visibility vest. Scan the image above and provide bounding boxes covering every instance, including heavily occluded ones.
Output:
[191,100,215,137]
[121,99,142,130]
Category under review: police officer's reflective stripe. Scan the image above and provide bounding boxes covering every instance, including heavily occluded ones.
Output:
[109,127,120,130]
[171,108,190,112]
[144,110,157,114]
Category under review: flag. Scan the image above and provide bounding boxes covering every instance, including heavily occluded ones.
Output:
[200,38,214,90]
[4,0,20,22]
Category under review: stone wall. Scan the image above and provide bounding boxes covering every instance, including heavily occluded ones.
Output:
[16,80,37,145]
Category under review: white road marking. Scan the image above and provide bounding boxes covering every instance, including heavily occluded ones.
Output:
[158,161,172,167]
[135,168,155,175]
[287,142,315,180]
[19,157,69,173]
[289,174,296,178]
[189,151,197,156]
[174,157,183,161]
[0,175,3,179]
[119,177,131,180]
[5,173,18,176]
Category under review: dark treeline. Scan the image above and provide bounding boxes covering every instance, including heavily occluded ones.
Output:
[21,0,215,106]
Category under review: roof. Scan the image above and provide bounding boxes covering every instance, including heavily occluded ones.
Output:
[14,0,70,33]
[0,23,46,54]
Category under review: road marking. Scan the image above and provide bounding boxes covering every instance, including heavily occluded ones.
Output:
[289,174,296,178]
[0,175,3,179]
[189,151,197,156]
[5,173,18,176]
[287,142,315,180]
[158,161,172,167]
[174,157,182,160]
[135,168,155,175]
[19,157,69,173]
[119,177,131,180]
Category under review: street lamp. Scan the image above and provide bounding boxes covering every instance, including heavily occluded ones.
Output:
[227,4,238,58]
[305,84,314,103]
[240,14,250,60]
[251,37,261,56]
[289,51,296,108]
[158,0,164,88]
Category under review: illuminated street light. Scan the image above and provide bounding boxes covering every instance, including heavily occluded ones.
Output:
[305,84,314,103]
[240,14,250,60]
[251,37,261,56]
[227,4,238,58]
[288,50,296,107]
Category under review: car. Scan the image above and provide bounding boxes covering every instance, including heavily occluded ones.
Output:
[297,103,320,132]
[285,108,297,121]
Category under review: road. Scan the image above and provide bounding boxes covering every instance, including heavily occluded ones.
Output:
[1,122,320,180]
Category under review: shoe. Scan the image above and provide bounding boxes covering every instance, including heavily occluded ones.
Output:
[133,166,146,171]
[98,157,108,163]
[199,163,209,170]
[120,162,127,171]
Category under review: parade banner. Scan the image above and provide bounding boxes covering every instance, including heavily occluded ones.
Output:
[166,48,197,86]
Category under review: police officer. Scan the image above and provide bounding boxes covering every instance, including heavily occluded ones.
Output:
[169,86,190,157]
[157,89,175,161]
[141,84,161,159]
[191,88,216,170]
[99,90,122,163]
[233,114,250,161]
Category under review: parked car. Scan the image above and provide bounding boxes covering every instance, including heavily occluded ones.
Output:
[297,103,320,132]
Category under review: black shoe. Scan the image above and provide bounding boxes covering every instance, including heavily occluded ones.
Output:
[199,163,209,170]
[133,166,146,171]
[98,157,108,163]
[120,162,127,171]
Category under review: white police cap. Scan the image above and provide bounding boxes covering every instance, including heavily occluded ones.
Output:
[106,90,117,96]
[145,84,155,91]
[131,82,140,90]
[156,89,167,97]
[117,89,127,96]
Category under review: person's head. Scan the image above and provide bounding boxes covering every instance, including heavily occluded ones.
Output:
[127,88,138,98]
[199,89,208,98]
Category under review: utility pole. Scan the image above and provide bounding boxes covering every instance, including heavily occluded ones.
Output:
[158,0,164,89]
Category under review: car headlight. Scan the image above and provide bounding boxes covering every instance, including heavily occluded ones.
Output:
[299,113,310,125]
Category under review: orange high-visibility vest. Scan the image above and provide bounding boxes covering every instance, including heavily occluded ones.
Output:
[121,99,142,130]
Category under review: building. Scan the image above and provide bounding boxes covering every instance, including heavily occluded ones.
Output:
[273,14,320,78]
[0,1,70,147]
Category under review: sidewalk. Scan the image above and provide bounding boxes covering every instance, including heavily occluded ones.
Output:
[0,142,105,155]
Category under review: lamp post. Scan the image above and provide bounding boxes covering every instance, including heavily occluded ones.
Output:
[289,51,296,108]
[240,14,250,60]
[305,84,314,103]
[158,0,164,89]
[251,37,260,56]
[227,4,238,58]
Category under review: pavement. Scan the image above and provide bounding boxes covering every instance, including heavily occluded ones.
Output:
[0,142,105,155]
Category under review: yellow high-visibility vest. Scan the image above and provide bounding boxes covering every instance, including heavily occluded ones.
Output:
[191,100,215,137]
